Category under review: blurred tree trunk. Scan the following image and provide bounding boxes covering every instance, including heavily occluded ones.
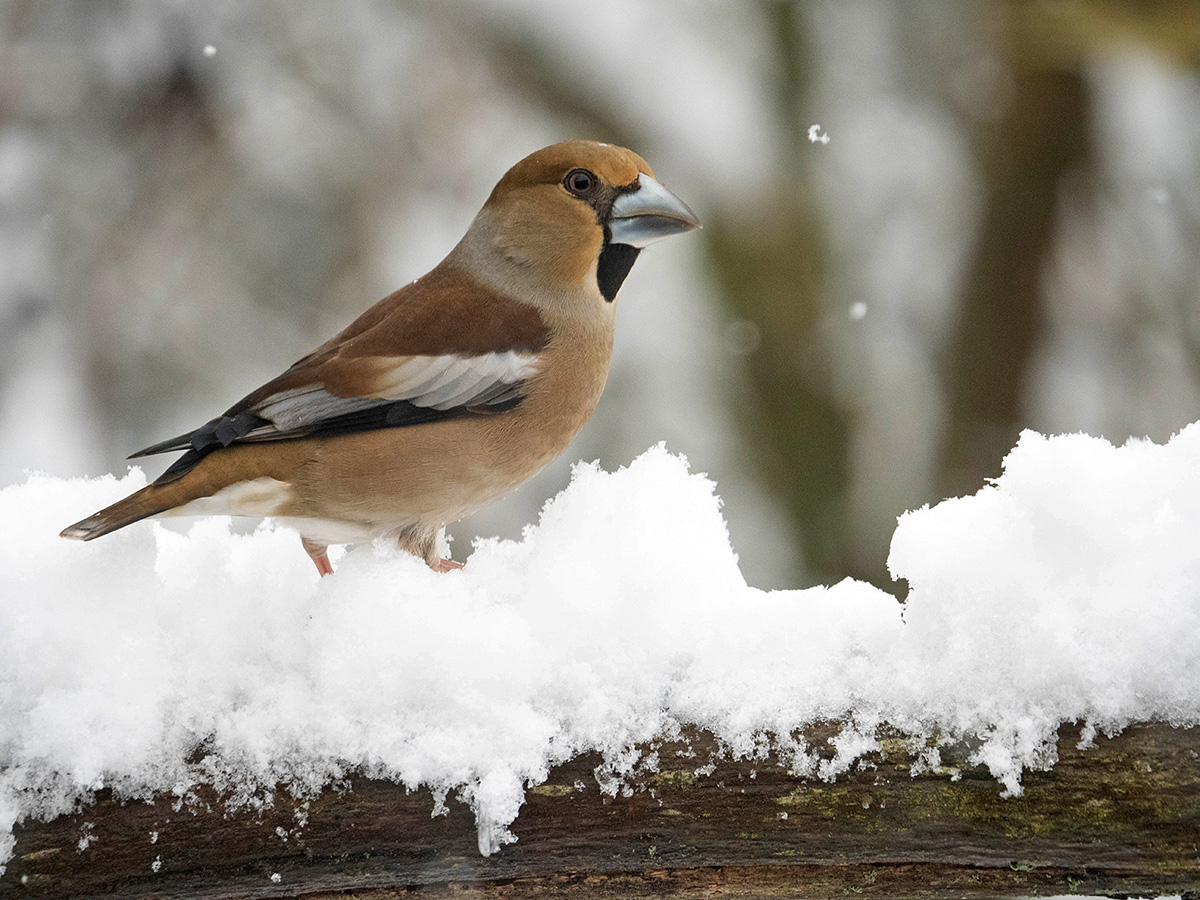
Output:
[939,0,1200,498]
[707,4,852,584]
[938,7,1092,499]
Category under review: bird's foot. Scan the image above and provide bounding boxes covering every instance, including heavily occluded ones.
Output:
[432,558,464,573]
[301,536,335,577]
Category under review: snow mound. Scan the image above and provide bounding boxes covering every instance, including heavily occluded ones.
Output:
[3,432,1200,867]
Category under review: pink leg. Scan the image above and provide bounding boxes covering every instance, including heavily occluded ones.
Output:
[397,528,463,573]
[301,536,334,577]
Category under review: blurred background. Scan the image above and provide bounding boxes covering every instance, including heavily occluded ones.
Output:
[1,0,1199,591]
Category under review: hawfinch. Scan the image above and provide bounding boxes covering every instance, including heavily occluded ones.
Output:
[62,141,701,575]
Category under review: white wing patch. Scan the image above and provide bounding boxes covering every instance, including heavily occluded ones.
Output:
[370,351,539,408]
[251,351,539,434]
[256,390,385,431]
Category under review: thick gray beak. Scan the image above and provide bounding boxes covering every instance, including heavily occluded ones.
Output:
[608,173,701,248]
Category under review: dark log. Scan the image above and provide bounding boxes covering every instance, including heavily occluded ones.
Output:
[3,722,1198,899]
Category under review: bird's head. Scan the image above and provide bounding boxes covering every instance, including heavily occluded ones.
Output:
[456,140,700,310]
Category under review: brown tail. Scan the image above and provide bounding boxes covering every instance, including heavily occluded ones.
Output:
[60,482,183,541]
[60,441,305,541]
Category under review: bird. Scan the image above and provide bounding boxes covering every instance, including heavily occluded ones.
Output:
[61,140,701,576]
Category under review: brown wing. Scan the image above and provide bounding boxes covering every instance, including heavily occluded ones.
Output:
[239,264,547,403]
[133,264,549,483]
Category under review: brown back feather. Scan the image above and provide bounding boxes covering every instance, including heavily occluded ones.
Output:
[234,263,547,409]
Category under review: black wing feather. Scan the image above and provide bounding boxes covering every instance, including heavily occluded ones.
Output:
[130,411,269,460]
[147,395,524,485]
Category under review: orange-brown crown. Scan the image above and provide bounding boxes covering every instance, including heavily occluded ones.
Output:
[487,141,653,205]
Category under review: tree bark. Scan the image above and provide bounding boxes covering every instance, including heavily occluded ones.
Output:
[3,722,1198,899]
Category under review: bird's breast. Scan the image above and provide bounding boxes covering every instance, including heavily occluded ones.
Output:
[502,316,614,466]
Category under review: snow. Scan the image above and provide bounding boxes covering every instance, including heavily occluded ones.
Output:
[3,431,1200,868]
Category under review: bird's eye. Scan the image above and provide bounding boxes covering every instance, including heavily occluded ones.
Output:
[564,169,596,195]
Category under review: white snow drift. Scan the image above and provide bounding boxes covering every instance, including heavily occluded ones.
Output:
[2,429,1199,868]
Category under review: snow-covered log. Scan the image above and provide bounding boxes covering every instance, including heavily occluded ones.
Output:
[4,431,1200,896]
[5,722,1198,898]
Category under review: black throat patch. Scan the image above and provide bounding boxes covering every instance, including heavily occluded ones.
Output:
[596,242,641,302]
